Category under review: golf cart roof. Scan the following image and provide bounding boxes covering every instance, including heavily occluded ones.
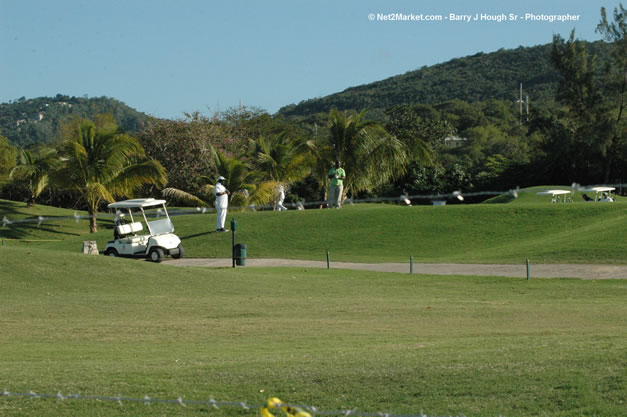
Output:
[579,186,615,193]
[108,198,168,209]
[536,189,571,196]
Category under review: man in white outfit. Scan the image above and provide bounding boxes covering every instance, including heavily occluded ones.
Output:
[275,183,288,211]
[214,176,230,232]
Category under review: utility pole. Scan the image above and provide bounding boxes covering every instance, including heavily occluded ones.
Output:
[519,83,523,126]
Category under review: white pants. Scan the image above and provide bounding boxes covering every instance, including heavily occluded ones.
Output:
[328,184,343,208]
[276,196,287,211]
[216,206,227,230]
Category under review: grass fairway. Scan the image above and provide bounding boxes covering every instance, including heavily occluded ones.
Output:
[2,196,626,264]
[0,199,99,241]
[1,246,626,416]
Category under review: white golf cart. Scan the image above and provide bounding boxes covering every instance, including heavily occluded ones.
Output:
[536,189,573,203]
[579,186,616,202]
[103,198,184,262]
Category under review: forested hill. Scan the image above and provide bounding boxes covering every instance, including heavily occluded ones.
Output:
[2,41,613,146]
[0,95,151,147]
[278,41,612,119]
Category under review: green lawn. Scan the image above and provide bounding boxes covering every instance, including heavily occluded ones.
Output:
[0,246,625,417]
[483,185,625,205]
[0,199,111,243]
[2,194,625,264]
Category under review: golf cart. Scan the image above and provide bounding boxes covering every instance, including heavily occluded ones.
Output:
[103,198,184,262]
[579,186,616,202]
[536,189,573,203]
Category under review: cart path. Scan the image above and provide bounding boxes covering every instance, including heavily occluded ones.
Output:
[162,258,627,279]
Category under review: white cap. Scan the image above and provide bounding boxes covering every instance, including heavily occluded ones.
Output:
[217,176,226,181]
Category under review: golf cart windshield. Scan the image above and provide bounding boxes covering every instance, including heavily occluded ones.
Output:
[148,218,174,234]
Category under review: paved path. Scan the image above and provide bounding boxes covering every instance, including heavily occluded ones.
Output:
[163,258,627,279]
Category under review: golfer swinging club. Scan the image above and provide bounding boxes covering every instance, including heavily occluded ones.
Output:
[214,176,230,232]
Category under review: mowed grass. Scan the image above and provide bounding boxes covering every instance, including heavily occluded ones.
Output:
[0,199,100,241]
[0,246,626,417]
[483,185,590,205]
[2,195,625,264]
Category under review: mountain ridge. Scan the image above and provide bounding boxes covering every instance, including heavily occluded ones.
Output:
[277,40,612,119]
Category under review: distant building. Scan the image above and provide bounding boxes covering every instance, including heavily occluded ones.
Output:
[29,112,44,121]
[444,136,467,148]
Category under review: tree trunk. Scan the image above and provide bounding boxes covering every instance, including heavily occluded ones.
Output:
[89,208,98,233]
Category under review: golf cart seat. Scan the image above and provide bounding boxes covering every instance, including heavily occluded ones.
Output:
[115,221,143,238]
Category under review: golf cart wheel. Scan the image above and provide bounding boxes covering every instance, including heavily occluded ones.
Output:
[149,247,165,263]
[172,244,185,259]
[105,248,118,257]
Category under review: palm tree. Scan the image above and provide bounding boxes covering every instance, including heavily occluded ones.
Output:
[163,147,276,210]
[248,133,313,206]
[9,148,60,207]
[326,109,408,197]
[54,120,167,233]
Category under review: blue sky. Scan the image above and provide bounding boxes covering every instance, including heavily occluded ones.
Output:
[1,0,610,119]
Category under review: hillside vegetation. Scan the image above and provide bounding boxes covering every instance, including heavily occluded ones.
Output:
[278,41,613,119]
[1,41,614,146]
[0,95,150,146]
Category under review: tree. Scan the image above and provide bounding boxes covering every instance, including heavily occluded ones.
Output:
[551,30,617,183]
[138,115,218,193]
[325,109,408,197]
[527,7,627,185]
[213,147,276,208]
[54,119,166,233]
[9,147,59,206]
[163,147,276,210]
[0,134,17,180]
[249,132,313,184]
[551,31,613,182]
[596,3,627,182]
[384,104,455,160]
[434,99,486,133]
[551,3,627,185]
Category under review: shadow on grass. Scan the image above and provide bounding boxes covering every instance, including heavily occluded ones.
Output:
[0,200,29,216]
[0,211,115,240]
[180,230,215,239]
[0,222,84,239]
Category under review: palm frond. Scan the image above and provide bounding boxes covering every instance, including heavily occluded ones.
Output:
[107,159,167,196]
[9,163,36,180]
[33,175,49,199]
[248,180,279,206]
[162,187,210,207]
[86,182,115,207]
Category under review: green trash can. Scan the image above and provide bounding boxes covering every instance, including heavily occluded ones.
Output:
[234,243,247,266]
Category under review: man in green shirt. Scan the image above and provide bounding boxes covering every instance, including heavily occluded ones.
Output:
[328,160,346,208]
